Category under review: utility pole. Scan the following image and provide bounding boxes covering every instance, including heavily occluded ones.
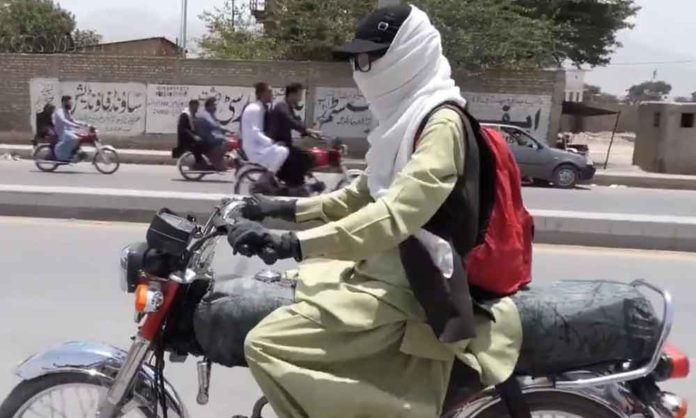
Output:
[378,0,400,7]
[179,0,188,56]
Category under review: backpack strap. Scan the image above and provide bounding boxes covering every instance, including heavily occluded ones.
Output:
[414,102,477,154]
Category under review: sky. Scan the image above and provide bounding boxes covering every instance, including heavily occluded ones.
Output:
[58,0,696,97]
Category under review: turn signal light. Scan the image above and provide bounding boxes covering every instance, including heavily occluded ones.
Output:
[676,401,688,418]
[665,344,690,379]
[134,283,163,313]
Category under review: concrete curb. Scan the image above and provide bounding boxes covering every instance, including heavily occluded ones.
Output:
[593,171,696,191]
[2,185,696,252]
[0,144,369,170]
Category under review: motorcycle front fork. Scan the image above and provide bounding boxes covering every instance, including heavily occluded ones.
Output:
[96,336,151,418]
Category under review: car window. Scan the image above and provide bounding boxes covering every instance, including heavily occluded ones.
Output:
[501,127,538,149]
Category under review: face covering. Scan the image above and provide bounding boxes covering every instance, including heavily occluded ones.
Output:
[356,5,467,278]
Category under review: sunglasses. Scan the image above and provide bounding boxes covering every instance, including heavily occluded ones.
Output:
[351,50,387,72]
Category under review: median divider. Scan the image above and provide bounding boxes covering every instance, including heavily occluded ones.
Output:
[2,184,696,252]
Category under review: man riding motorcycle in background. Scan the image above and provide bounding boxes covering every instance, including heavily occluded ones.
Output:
[267,82,324,195]
[195,97,232,171]
[53,95,89,162]
[240,82,290,193]
[226,5,524,417]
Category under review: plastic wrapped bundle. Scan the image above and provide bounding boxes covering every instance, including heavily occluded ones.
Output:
[193,274,295,368]
[513,280,661,376]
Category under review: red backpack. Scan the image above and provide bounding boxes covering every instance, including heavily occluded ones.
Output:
[466,126,534,295]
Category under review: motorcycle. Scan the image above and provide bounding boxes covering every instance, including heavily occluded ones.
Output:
[176,135,242,181]
[32,127,120,174]
[233,136,364,196]
[0,198,690,418]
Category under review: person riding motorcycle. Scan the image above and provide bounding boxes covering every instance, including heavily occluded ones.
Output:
[195,97,232,171]
[267,82,324,195]
[240,82,290,193]
[53,95,89,162]
[226,5,523,418]
[173,99,211,171]
[33,103,56,147]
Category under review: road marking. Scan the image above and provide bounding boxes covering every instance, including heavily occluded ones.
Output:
[0,216,146,229]
[2,216,696,261]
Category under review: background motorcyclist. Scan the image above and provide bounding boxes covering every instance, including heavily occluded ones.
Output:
[173,99,210,170]
[53,95,89,162]
[267,82,324,195]
[195,97,231,171]
[240,82,289,193]
[33,103,56,147]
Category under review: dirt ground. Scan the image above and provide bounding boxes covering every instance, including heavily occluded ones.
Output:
[562,131,636,171]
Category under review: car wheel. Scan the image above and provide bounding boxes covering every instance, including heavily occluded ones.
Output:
[553,164,579,189]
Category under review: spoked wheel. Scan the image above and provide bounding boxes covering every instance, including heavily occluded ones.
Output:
[452,392,621,418]
[234,167,267,195]
[0,373,158,418]
[32,145,59,172]
[93,149,120,174]
[177,152,206,181]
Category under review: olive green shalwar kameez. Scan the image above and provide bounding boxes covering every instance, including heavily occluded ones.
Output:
[244,109,523,418]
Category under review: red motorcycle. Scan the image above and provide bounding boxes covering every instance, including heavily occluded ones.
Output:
[32,127,120,174]
[0,198,689,418]
[176,135,243,181]
[233,136,364,196]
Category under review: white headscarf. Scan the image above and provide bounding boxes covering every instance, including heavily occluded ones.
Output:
[354,5,467,277]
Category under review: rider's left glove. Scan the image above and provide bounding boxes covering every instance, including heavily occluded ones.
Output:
[227,220,302,263]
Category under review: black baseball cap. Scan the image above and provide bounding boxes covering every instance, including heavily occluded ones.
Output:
[334,5,412,60]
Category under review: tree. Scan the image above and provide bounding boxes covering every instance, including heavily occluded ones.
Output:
[513,0,640,67]
[626,81,672,104]
[0,0,101,53]
[72,29,102,48]
[674,96,692,103]
[200,0,559,69]
[199,0,282,60]
[583,83,619,104]
[413,0,559,70]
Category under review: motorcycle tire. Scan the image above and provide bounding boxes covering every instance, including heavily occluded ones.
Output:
[452,391,622,418]
[0,372,158,418]
[93,149,121,175]
[177,152,206,181]
[32,144,59,172]
[234,167,267,195]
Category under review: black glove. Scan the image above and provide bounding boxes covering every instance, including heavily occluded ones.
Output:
[227,220,302,264]
[241,195,296,222]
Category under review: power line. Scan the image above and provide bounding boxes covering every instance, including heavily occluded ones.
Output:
[605,59,696,66]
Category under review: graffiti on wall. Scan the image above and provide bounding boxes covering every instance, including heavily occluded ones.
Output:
[64,82,147,135]
[463,92,552,142]
[313,87,372,138]
[146,85,305,135]
[29,78,147,135]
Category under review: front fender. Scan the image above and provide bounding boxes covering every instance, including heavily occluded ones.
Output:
[15,341,188,418]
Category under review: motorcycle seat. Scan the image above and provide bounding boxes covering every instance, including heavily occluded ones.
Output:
[511,280,661,376]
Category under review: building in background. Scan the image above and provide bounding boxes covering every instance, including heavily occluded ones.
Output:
[78,37,183,57]
[565,69,586,103]
[634,102,696,174]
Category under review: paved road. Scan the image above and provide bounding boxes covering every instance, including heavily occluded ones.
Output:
[0,217,694,417]
[3,159,696,217]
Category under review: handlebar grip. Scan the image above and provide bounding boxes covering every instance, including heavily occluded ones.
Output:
[259,246,279,265]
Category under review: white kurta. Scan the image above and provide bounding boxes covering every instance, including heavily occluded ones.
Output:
[241,101,289,173]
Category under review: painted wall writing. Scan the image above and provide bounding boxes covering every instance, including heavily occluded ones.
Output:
[28,78,60,132]
[28,78,147,136]
[463,92,552,142]
[313,87,372,138]
[146,85,306,135]
[63,82,147,136]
